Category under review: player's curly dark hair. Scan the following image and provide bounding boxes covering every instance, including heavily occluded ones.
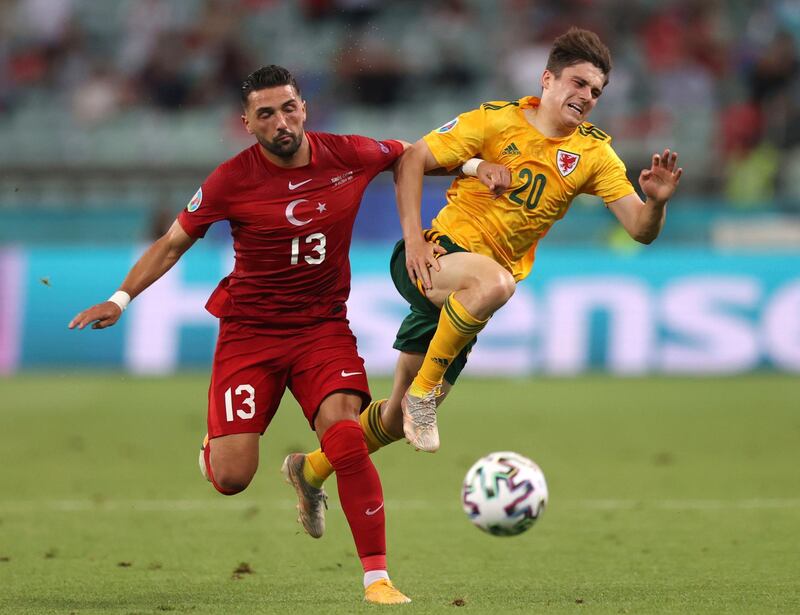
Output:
[546,28,612,86]
[240,65,301,107]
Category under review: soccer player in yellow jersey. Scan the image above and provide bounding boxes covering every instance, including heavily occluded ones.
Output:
[390,27,682,452]
[288,28,682,535]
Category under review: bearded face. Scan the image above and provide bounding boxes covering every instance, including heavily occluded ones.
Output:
[242,85,307,160]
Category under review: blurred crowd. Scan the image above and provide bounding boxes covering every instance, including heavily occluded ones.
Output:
[1,0,799,207]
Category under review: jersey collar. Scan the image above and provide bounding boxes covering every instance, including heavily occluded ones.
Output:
[519,96,541,110]
[519,96,578,142]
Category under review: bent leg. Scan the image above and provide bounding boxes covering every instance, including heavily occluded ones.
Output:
[424,251,517,316]
[203,432,259,495]
[412,251,514,391]
[402,252,514,451]
[203,319,286,495]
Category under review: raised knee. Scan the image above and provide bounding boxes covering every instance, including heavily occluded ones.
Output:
[482,270,516,309]
[210,465,254,495]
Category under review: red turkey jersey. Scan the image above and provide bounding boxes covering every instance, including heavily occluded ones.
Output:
[177,132,404,324]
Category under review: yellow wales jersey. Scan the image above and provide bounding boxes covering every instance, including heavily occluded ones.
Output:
[423,96,635,281]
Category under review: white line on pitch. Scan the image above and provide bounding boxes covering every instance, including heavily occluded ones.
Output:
[574,498,800,510]
[1,498,799,513]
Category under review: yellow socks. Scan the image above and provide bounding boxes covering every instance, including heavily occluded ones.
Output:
[302,448,330,489]
[302,399,398,487]
[359,398,400,452]
[410,292,488,396]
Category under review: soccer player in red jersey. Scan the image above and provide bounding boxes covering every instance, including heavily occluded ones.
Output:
[69,65,419,605]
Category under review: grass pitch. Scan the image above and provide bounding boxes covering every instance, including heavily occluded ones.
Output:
[0,374,798,614]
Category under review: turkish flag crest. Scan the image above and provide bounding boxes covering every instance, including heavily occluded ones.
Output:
[557,149,580,177]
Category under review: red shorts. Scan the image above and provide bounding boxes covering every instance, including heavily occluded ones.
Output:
[207,318,371,438]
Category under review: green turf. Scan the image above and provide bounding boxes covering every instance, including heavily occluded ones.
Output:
[0,374,798,614]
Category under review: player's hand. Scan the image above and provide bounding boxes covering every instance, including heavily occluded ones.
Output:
[68,302,123,330]
[639,149,682,205]
[405,235,447,291]
[476,161,512,197]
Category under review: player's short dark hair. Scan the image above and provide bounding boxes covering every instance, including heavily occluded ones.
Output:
[546,28,612,86]
[240,65,301,107]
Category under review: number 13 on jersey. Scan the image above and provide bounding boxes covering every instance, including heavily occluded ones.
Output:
[291,232,326,265]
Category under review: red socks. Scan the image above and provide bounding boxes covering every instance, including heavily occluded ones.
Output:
[321,421,387,572]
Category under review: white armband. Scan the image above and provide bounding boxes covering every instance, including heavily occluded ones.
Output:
[108,290,131,312]
[461,158,482,177]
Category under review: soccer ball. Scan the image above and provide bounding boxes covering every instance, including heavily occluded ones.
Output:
[461,451,548,536]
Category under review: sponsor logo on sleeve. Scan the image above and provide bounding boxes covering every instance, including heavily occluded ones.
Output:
[379,142,390,154]
[436,118,459,133]
[186,188,202,212]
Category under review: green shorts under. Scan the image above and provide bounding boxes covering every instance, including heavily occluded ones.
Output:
[390,232,477,385]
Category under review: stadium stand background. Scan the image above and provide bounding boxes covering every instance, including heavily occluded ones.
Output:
[2,0,799,377]
[1,0,799,246]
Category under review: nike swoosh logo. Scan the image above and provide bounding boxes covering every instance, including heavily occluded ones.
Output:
[288,179,312,190]
[341,370,363,377]
[365,503,384,516]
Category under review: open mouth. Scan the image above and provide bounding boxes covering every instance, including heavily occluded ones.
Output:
[567,103,583,115]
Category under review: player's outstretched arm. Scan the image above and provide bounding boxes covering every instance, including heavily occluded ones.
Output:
[394,139,447,290]
[607,149,683,244]
[68,220,196,330]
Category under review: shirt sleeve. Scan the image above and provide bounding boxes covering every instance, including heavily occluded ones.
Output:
[583,142,636,204]
[176,164,230,238]
[349,135,405,177]
[422,107,485,170]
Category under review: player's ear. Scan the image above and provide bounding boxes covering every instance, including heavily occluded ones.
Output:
[541,69,553,91]
[241,113,253,135]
